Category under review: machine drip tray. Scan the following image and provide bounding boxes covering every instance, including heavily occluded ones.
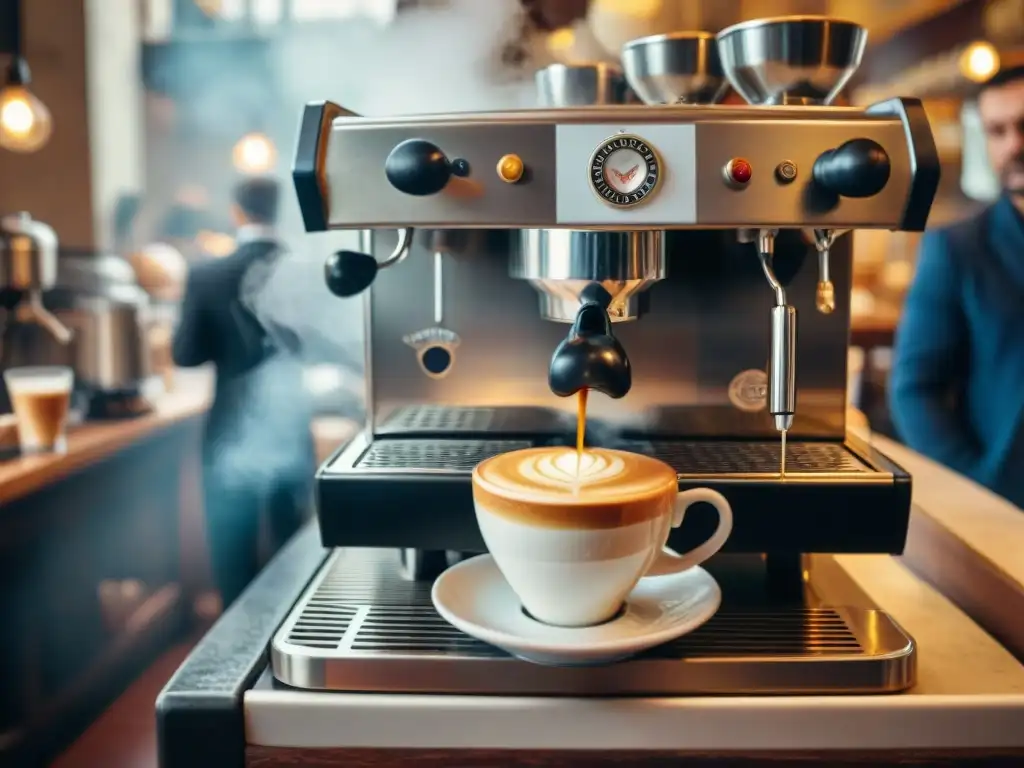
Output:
[271,549,916,696]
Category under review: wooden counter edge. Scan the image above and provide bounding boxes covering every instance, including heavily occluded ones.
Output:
[863,432,1024,662]
[246,745,1024,767]
[0,389,209,506]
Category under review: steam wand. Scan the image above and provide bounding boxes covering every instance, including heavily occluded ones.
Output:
[810,228,842,315]
[751,229,796,434]
[16,292,73,344]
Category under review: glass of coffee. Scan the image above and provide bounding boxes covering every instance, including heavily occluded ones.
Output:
[3,366,74,455]
[473,446,733,628]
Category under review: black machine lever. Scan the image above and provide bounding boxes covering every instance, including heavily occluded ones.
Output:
[812,138,891,199]
[324,228,414,297]
[548,284,631,400]
[385,139,470,197]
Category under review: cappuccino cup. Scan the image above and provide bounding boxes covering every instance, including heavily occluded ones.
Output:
[472,446,733,628]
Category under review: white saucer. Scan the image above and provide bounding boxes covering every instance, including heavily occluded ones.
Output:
[431,554,722,666]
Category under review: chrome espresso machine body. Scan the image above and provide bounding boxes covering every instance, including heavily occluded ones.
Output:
[272,17,939,695]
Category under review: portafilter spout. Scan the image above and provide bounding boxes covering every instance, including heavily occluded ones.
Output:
[549,284,631,400]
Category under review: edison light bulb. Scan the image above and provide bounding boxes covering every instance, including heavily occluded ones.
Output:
[960,42,1000,83]
[0,84,52,153]
[232,132,276,174]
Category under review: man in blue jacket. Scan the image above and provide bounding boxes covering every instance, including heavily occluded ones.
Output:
[890,65,1024,507]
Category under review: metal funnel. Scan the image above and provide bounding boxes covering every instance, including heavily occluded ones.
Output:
[621,32,728,105]
[716,16,867,106]
[535,63,631,107]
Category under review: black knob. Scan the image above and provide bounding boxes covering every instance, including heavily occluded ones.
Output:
[324,250,378,297]
[812,138,891,198]
[385,139,455,196]
[549,290,631,400]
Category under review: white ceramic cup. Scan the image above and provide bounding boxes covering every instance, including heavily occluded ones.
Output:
[472,446,733,628]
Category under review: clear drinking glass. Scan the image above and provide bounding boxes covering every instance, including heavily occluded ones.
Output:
[2,366,74,455]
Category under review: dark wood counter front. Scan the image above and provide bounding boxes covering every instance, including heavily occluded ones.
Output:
[0,374,211,766]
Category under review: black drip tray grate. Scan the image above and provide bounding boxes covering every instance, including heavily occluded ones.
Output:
[639,441,867,474]
[353,439,868,475]
[272,549,916,695]
[356,439,531,471]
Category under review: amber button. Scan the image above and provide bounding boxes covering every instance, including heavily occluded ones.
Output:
[496,154,525,184]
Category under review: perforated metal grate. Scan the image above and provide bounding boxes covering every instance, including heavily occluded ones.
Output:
[640,441,867,474]
[273,549,916,695]
[382,406,498,431]
[285,550,860,657]
[353,439,866,474]
[356,439,531,471]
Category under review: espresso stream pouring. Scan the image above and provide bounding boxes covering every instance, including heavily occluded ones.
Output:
[548,284,631,400]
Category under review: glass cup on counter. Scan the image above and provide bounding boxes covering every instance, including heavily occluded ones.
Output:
[2,366,74,455]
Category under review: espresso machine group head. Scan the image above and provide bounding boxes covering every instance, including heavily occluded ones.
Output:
[294,15,939,563]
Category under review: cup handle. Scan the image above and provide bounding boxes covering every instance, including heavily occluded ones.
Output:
[643,488,733,577]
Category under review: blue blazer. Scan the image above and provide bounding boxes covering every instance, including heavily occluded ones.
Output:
[890,195,1024,508]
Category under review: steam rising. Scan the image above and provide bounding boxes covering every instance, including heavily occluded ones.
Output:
[156,0,543,487]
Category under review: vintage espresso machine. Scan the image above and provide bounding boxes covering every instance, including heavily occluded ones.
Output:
[272,17,938,695]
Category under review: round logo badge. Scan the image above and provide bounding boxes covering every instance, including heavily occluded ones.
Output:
[589,134,661,208]
[728,369,768,413]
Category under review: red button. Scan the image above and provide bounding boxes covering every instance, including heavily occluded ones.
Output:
[726,158,752,184]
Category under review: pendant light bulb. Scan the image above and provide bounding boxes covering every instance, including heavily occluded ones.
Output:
[0,56,53,153]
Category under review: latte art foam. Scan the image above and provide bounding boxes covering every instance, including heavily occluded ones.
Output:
[520,450,625,491]
[475,447,676,506]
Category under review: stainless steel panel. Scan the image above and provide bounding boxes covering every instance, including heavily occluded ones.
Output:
[320,107,916,229]
[366,229,850,439]
[271,549,916,695]
[693,121,912,227]
[325,123,557,228]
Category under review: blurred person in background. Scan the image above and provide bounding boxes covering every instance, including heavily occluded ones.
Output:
[173,177,314,609]
[890,65,1024,508]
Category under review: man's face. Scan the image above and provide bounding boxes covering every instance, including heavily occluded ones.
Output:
[978,78,1024,196]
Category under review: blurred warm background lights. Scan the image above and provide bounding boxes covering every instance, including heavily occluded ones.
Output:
[0,83,52,152]
[232,132,277,174]
[960,41,1000,82]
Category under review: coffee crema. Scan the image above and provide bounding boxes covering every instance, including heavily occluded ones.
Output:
[472,447,678,529]
[10,389,70,448]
